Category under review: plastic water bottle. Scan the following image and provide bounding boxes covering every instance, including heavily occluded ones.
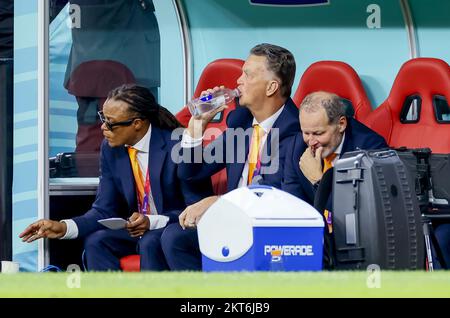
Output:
[187,88,240,116]
[269,249,284,272]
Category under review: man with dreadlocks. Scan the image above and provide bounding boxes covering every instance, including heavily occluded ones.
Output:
[20,84,213,271]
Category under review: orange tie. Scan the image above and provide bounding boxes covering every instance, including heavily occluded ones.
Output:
[128,147,145,207]
[323,153,337,234]
[247,124,263,185]
[323,153,337,174]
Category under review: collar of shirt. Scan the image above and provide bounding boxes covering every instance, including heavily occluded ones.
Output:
[126,124,152,153]
[251,105,285,134]
[125,124,151,179]
[332,132,346,163]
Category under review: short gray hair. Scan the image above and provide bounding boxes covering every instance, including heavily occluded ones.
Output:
[250,43,296,98]
[300,91,346,124]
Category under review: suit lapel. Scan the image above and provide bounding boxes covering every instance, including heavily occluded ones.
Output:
[271,99,299,140]
[260,129,276,173]
[340,118,354,157]
[117,147,137,210]
[227,120,252,190]
[148,127,166,214]
[260,101,297,174]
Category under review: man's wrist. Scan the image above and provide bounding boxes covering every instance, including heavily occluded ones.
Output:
[189,118,206,139]
[59,221,67,234]
[59,219,78,240]
[208,195,220,203]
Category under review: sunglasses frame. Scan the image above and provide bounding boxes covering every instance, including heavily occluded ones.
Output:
[97,111,141,131]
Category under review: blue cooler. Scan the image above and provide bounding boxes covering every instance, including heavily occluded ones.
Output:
[197,185,324,271]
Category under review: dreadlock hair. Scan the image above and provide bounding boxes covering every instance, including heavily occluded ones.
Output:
[107,84,183,130]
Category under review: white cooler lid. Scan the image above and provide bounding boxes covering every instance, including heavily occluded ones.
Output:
[224,185,324,227]
[197,186,324,262]
[198,198,253,262]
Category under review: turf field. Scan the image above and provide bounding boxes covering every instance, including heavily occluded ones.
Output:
[0,271,449,297]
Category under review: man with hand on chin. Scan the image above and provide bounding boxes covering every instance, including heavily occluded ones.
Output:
[283,91,387,208]
[282,91,387,268]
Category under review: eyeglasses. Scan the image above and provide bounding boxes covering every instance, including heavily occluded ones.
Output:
[98,111,141,131]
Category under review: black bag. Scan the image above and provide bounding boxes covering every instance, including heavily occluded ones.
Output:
[331,149,424,270]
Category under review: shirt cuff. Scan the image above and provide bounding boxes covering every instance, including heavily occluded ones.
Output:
[147,215,170,230]
[181,130,203,148]
[59,219,79,240]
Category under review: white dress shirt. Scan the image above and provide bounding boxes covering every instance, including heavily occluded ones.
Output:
[61,124,169,240]
[181,105,285,188]
[331,133,345,165]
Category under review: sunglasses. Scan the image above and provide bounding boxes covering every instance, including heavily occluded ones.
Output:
[98,111,141,131]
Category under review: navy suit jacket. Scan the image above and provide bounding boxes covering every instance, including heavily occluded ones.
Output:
[178,98,300,191]
[73,126,213,238]
[282,117,388,205]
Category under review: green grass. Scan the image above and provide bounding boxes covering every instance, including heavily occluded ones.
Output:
[0,271,449,298]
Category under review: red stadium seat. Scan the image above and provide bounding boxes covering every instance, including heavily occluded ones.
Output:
[293,61,373,122]
[119,255,140,272]
[176,58,245,195]
[120,59,244,272]
[364,58,450,153]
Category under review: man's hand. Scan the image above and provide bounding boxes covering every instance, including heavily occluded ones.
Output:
[19,219,67,243]
[186,86,228,139]
[179,196,219,229]
[126,212,150,237]
[299,146,324,184]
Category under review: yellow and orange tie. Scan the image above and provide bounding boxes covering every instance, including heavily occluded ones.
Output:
[247,124,263,185]
[128,146,145,209]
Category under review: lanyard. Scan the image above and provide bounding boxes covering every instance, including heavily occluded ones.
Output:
[137,169,151,214]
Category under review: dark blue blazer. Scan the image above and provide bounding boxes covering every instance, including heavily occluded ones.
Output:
[282,117,388,205]
[177,98,300,191]
[73,126,213,238]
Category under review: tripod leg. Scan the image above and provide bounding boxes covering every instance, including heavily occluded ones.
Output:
[429,224,448,269]
[423,221,434,272]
